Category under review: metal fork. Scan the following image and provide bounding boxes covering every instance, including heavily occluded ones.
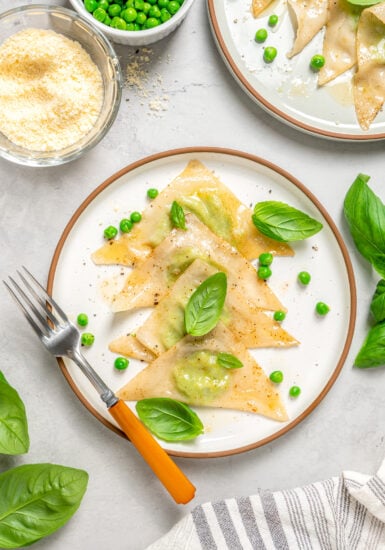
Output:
[4,267,195,504]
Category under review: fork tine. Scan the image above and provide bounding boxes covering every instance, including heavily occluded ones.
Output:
[21,266,69,323]
[17,270,59,328]
[4,279,48,339]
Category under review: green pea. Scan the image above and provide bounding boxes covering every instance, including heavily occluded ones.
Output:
[263,46,277,63]
[135,11,146,24]
[147,188,159,199]
[298,271,311,285]
[160,8,171,21]
[143,2,151,13]
[269,370,283,383]
[134,0,145,9]
[257,265,272,279]
[168,0,180,13]
[84,0,98,13]
[316,302,330,315]
[104,14,112,25]
[158,0,169,6]
[119,218,133,233]
[122,7,137,21]
[146,16,160,27]
[310,54,325,71]
[126,0,135,6]
[133,22,141,30]
[147,0,157,4]
[259,252,273,266]
[108,3,122,16]
[126,22,136,30]
[81,332,95,346]
[149,5,161,17]
[130,211,142,223]
[111,16,127,29]
[98,0,109,9]
[93,7,107,21]
[273,310,286,322]
[77,313,89,327]
[289,385,301,398]
[255,28,267,43]
[114,357,129,370]
[104,225,118,239]
[268,14,278,26]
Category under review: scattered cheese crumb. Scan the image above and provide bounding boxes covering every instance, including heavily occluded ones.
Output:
[0,28,103,152]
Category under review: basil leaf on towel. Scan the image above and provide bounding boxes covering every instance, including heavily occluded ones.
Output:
[185,272,227,336]
[252,201,323,242]
[344,173,385,278]
[0,463,88,548]
[136,398,204,441]
[0,371,29,455]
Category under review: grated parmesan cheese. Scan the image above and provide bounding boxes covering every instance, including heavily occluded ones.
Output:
[0,28,103,152]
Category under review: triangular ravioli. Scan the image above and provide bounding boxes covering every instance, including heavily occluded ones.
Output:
[109,334,156,363]
[353,2,385,130]
[117,324,288,421]
[318,0,362,86]
[92,159,292,267]
[108,214,285,313]
[252,0,275,17]
[287,0,329,58]
[109,259,298,360]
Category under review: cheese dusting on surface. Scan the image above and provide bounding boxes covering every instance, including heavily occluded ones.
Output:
[0,28,103,152]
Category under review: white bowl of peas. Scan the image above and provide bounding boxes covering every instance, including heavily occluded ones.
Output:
[68,0,195,45]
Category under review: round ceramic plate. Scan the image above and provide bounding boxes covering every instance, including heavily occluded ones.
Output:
[48,147,356,457]
[207,0,385,141]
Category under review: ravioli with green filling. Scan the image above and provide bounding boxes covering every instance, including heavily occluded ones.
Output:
[108,214,285,313]
[116,324,288,421]
[109,259,298,360]
[92,159,292,267]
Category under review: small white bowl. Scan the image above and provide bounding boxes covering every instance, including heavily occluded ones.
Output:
[68,0,195,46]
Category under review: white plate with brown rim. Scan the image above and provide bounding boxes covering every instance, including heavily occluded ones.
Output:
[48,147,356,458]
[207,0,385,141]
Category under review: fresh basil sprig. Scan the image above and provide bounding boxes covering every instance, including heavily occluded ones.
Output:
[217,353,243,369]
[252,201,323,242]
[0,371,29,455]
[170,201,186,230]
[185,272,227,336]
[370,279,385,322]
[0,463,88,549]
[344,173,385,278]
[354,322,385,368]
[136,398,204,441]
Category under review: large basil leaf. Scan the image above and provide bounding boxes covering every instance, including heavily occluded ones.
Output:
[370,279,385,322]
[0,463,88,548]
[354,321,385,368]
[344,174,385,278]
[0,371,29,455]
[136,398,204,441]
[185,272,227,336]
[252,201,323,242]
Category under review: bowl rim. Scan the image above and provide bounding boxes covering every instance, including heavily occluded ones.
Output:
[0,3,123,167]
[68,0,196,40]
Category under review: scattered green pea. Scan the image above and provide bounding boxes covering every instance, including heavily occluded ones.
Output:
[316,301,330,316]
[257,265,272,279]
[273,310,286,322]
[259,252,273,266]
[310,54,325,71]
[268,14,278,26]
[255,28,268,43]
[147,188,159,199]
[298,271,311,285]
[269,370,284,383]
[263,46,277,63]
[120,218,134,233]
[289,385,301,398]
[130,211,142,223]
[81,332,95,346]
[77,313,89,327]
[114,356,129,370]
[104,225,118,239]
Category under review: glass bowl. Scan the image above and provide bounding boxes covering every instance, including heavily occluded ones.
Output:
[0,4,122,167]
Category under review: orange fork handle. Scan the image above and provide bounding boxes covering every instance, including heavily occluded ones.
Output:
[108,399,196,504]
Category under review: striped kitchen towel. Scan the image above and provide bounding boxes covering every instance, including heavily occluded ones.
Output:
[146,457,385,549]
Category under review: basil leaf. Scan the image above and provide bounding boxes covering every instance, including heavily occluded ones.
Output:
[0,371,29,455]
[347,0,381,6]
[370,279,385,322]
[354,321,385,368]
[170,201,186,230]
[344,174,385,278]
[217,353,243,369]
[252,201,323,242]
[136,398,204,441]
[185,272,227,336]
[0,463,88,548]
